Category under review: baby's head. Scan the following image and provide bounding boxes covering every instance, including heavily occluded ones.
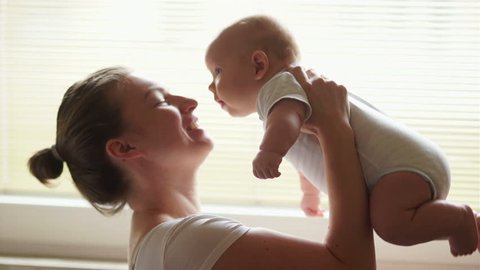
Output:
[205,15,300,117]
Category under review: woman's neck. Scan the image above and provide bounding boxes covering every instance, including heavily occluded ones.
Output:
[128,169,201,260]
[129,172,200,215]
[136,188,200,216]
[131,189,200,230]
[127,159,201,212]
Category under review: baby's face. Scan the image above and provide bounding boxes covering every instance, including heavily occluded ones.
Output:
[205,38,260,117]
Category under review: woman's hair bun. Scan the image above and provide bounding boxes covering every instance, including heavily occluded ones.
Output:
[28,147,64,185]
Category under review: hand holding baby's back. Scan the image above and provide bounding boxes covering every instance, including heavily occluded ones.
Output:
[287,66,350,140]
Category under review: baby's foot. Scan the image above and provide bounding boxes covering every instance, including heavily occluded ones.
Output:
[448,205,478,256]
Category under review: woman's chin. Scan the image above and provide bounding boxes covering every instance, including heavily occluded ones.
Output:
[188,128,213,146]
[190,143,214,166]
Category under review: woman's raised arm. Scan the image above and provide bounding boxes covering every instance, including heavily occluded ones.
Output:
[213,67,375,270]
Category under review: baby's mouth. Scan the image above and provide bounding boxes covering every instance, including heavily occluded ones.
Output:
[217,100,226,109]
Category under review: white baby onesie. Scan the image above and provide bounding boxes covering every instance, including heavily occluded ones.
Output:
[257,71,450,199]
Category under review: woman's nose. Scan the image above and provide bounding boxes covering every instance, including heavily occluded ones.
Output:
[179,97,198,113]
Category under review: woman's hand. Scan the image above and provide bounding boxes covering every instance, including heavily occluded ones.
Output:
[286,66,350,140]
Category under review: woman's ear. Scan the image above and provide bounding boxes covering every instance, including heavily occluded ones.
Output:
[251,50,269,80]
[106,138,141,161]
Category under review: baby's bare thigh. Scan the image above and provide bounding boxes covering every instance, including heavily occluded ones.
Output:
[369,171,432,219]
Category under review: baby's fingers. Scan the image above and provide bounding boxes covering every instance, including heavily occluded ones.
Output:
[268,168,281,178]
[253,168,266,179]
[253,167,280,179]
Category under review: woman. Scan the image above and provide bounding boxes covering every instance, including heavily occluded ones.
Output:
[29,66,375,269]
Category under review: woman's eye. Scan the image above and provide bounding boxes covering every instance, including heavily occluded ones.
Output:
[155,99,169,107]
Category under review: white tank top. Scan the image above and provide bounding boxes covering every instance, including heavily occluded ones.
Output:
[130,214,250,270]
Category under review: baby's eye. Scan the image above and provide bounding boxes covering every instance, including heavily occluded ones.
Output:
[214,67,221,75]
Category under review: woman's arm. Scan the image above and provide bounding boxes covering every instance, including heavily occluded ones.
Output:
[295,68,375,268]
[213,67,375,270]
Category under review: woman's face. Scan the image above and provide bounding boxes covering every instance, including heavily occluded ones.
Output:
[117,74,213,167]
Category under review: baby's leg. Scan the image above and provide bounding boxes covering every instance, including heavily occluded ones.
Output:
[369,171,479,256]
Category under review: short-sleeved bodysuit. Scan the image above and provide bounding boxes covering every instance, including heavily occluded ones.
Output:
[130,214,250,270]
[257,71,450,199]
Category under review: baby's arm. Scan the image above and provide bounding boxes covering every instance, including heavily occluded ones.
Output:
[252,99,307,179]
[299,173,324,217]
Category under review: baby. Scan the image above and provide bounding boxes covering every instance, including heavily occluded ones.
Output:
[204,15,479,256]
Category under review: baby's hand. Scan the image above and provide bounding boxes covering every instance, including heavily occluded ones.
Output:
[301,193,324,217]
[252,150,283,179]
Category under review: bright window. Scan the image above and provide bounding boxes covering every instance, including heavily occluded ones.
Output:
[1,0,478,212]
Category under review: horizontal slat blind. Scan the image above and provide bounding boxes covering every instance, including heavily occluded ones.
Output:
[0,0,478,211]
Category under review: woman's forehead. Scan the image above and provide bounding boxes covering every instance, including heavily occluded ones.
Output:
[128,73,168,95]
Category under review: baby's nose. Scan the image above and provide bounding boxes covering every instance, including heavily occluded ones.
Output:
[208,82,215,93]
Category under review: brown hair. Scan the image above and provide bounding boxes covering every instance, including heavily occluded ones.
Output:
[220,15,300,64]
[28,67,131,216]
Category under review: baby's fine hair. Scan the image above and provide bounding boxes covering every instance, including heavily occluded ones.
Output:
[28,67,131,216]
[224,15,300,64]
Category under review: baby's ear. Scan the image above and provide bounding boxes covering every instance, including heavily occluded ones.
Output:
[105,138,141,161]
[251,50,269,80]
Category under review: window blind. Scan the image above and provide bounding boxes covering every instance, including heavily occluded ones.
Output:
[0,0,478,212]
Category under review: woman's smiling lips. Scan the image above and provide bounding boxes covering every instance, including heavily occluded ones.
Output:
[184,116,198,131]
[185,119,208,141]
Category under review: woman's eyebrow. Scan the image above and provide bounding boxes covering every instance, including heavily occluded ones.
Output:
[143,87,164,100]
